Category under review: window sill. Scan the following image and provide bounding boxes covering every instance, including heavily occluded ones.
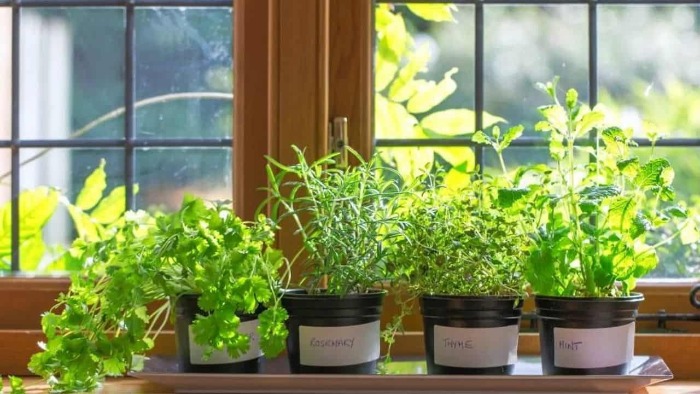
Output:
[14,376,700,394]
[0,278,697,378]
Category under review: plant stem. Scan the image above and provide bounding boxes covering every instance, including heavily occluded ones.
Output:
[0,92,233,183]
[498,151,508,177]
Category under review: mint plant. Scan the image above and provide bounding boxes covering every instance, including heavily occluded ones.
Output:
[29,195,289,393]
[489,78,700,298]
[263,146,405,295]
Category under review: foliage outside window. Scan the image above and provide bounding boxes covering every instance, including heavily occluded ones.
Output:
[0,5,234,273]
[374,2,700,278]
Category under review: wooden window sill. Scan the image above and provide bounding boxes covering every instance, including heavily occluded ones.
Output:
[15,377,700,394]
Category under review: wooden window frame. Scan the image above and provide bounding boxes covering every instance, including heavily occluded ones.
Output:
[0,0,697,380]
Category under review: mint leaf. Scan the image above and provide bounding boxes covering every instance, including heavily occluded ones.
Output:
[497,188,530,208]
[634,158,671,189]
[500,125,524,150]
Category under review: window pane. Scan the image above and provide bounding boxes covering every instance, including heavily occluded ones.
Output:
[599,5,700,138]
[375,4,474,184]
[0,148,10,271]
[376,146,475,189]
[135,147,232,211]
[0,8,11,140]
[18,148,125,272]
[483,147,589,178]
[19,8,125,140]
[484,5,588,131]
[135,7,233,139]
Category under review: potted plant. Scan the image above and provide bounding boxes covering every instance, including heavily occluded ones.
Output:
[506,79,700,375]
[389,131,532,375]
[263,146,405,374]
[29,195,289,392]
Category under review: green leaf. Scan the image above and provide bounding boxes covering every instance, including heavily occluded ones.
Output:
[575,110,605,138]
[471,131,491,145]
[579,185,621,203]
[617,157,640,179]
[9,376,25,394]
[602,126,631,157]
[500,125,524,150]
[632,245,658,278]
[565,88,578,109]
[664,205,688,219]
[680,220,700,245]
[103,357,126,376]
[19,234,46,272]
[90,185,138,224]
[497,188,530,208]
[606,196,638,232]
[375,53,398,92]
[67,204,100,242]
[420,109,504,137]
[406,68,458,114]
[15,187,60,242]
[630,213,652,239]
[375,94,419,139]
[634,158,671,189]
[406,4,457,22]
[75,159,107,211]
[374,5,394,32]
[660,166,675,187]
[380,12,407,62]
[538,105,568,133]
[388,45,430,102]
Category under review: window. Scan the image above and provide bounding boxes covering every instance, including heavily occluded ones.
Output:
[375,1,700,279]
[0,0,696,379]
[372,1,700,379]
[0,0,233,273]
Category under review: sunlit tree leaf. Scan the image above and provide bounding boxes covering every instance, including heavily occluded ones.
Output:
[375,94,418,139]
[388,45,430,102]
[406,68,458,114]
[75,159,107,211]
[19,187,60,240]
[67,204,100,242]
[406,4,457,22]
[19,234,46,271]
[90,185,139,225]
[420,109,506,137]
[443,166,472,190]
[375,49,399,92]
[435,147,474,169]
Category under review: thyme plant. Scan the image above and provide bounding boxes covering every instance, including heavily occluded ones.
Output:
[394,171,531,297]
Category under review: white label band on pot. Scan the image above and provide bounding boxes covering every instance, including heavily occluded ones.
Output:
[433,324,519,368]
[553,322,635,369]
[188,319,262,365]
[299,320,380,367]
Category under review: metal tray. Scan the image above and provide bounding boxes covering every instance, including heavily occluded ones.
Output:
[131,355,673,393]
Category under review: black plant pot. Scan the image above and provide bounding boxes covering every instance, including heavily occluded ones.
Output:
[421,295,523,375]
[535,293,644,375]
[175,294,262,373]
[281,289,386,374]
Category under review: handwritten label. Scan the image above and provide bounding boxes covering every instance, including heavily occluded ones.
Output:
[554,323,635,369]
[299,321,380,367]
[189,319,262,365]
[433,324,519,368]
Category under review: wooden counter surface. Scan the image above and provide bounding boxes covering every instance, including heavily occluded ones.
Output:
[16,377,700,393]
